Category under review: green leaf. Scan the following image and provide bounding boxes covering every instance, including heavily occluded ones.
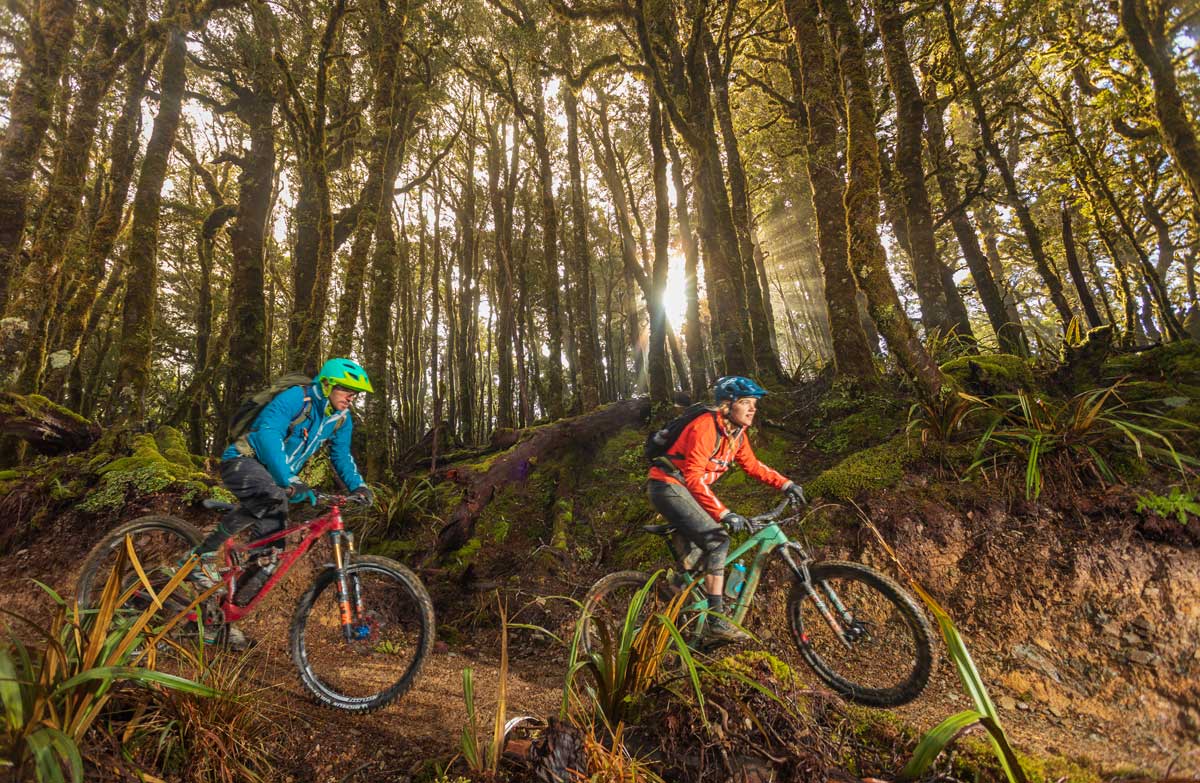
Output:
[53,666,220,697]
[900,710,986,781]
[0,647,26,731]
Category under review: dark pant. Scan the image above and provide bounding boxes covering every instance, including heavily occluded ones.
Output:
[197,457,289,554]
[647,479,729,576]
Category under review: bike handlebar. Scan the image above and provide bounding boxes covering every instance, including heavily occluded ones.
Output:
[747,497,802,529]
[314,492,372,508]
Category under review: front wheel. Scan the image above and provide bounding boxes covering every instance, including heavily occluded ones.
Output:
[290,555,435,713]
[787,561,933,707]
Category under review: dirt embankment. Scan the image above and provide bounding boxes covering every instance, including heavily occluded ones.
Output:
[845,485,1200,774]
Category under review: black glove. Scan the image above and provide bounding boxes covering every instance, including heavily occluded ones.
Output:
[288,479,317,506]
[351,485,374,507]
[723,512,749,533]
[783,482,806,505]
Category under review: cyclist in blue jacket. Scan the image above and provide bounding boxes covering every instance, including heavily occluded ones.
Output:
[188,358,375,589]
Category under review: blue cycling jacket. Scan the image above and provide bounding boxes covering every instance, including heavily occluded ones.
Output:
[221,383,365,491]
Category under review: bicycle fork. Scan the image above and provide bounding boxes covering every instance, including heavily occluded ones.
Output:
[330,530,370,642]
[778,546,858,650]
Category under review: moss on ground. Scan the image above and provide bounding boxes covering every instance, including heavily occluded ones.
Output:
[79,426,221,513]
[1106,339,1200,382]
[942,353,1036,394]
[806,435,915,501]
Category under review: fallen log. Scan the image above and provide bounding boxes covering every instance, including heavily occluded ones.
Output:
[0,393,100,455]
[436,397,650,554]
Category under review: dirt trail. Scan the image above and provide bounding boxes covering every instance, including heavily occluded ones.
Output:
[1,519,1195,781]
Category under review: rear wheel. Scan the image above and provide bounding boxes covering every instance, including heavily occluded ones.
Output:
[290,555,435,713]
[75,516,213,648]
[787,561,933,707]
[577,570,701,658]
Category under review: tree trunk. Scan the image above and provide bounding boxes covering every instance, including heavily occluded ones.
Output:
[941,0,1074,327]
[821,0,948,400]
[531,76,566,420]
[456,132,478,444]
[635,1,755,377]
[0,392,100,454]
[1120,0,1200,213]
[704,30,785,381]
[874,0,959,339]
[664,131,707,400]
[436,397,650,553]
[114,28,188,420]
[647,97,672,403]
[558,25,603,411]
[1061,204,1104,328]
[783,0,878,381]
[0,0,77,313]
[921,74,1029,355]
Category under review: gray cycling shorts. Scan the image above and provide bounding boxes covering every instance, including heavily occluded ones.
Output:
[647,479,729,576]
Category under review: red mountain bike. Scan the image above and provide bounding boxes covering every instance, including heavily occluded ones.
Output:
[75,494,435,714]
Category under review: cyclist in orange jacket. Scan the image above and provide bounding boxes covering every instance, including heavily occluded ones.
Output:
[647,376,804,641]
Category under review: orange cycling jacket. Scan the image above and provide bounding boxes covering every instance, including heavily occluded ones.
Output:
[648,410,790,521]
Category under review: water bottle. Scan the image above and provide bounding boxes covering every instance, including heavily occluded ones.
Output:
[725,562,746,599]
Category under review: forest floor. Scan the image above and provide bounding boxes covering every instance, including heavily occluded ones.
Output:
[2,463,1196,782]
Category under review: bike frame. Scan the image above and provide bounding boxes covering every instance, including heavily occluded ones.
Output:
[671,501,857,647]
[199,499,361,636]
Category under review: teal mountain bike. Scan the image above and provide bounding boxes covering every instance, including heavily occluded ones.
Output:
[579,498,934,707]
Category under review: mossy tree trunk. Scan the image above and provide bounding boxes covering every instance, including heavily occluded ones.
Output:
[10,4,131,392]
[0,0,77,314]
[224,10,279,425]
[921,73,1030,356]
[114,27,188,421]
[941,0,1075,328]
[284,0,346,373]
[486,108,518,429]
[1061,204,1104,329]
[456,114,478,445]
[704,29,785,383]
[526,76,566,421]
[43,38,152,403]
[873,0,960,341]
[648,96,672,404]
[664,130,706,401]
[630,0,755,378]
[558,24,603,411]
[0,392,100,454]
[784,0,879,383]
[364,212,398,478]
[1120,0,1200,214]
[821,0,948,400]
[330,0,412,359]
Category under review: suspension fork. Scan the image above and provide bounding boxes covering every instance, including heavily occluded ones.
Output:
[777,545,854,649]
[330,529,364,641]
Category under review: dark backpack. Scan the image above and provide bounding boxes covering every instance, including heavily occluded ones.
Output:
[228,372,344,443]
[644,404,719,467]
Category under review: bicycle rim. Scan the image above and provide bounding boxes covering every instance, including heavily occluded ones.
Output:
[788,561,933,707]
[578,571,701,658]
[76,517,212,652]
[291,556,434,713]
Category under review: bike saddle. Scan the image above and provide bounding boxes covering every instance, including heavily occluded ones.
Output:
[202,498,237,513]
[641,523,675,536]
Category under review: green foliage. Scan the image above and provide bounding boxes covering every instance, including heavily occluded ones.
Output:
[0,542,217,782]
[965,384,1198,500]
[901,584,1027,783]
[79,428,218,513]
[1136,487,1200,524]
[806,436,916,501]
[458,598,509,775]
[941,354,1036,395]
[567,573,705,729]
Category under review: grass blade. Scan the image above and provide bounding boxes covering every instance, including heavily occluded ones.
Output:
[900,709,984,780]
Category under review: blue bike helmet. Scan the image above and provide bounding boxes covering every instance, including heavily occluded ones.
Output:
[713,376,769,402]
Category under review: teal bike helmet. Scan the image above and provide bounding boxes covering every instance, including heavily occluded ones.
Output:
[713,375,768,402]
[315,358,374,394]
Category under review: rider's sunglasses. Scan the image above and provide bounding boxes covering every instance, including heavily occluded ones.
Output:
[333,385,361,398]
